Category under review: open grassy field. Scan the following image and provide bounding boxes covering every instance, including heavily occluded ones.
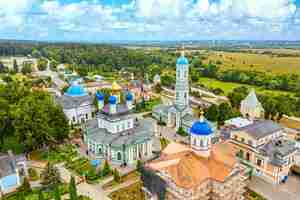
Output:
[198,77,294,96]
[202,51,300,75]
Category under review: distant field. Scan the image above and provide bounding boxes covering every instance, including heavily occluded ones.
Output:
[198,77,294,96]
[202,51,300,75]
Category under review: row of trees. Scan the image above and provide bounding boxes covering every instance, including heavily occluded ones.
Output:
[0,80,69,152]
[0,60,33,74]
[17,163,79,200]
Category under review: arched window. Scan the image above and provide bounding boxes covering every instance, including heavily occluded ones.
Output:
[193,138,197,146]
[117,152,122,161]
[200,140,204,147]
[98,148,102,154]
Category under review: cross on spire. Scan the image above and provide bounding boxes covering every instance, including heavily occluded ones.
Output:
[199,110,205,122]
[181,44,185,57]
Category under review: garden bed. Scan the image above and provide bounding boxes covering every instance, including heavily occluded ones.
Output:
[102,171,140,190]
[109,181,145,200]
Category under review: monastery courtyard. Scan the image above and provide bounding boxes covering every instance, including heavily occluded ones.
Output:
[249,174,300,200]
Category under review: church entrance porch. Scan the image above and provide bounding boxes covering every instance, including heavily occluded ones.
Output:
[167,112,176,128]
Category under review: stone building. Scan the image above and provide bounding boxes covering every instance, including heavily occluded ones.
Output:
[240,89,264,120]
[230,120,297,184]
[56,82,95,124]
[152,49,198,131]
[0,152,27,195]
[83,91,154,165]
[144,114,248,200]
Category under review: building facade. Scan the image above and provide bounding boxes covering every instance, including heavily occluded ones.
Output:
[152,50,197,131]
[56,82,95,124]
[144,114,248,200]
[0,152,27,195]
[240,89,264,120]
[84,91,154,165]
[230,120,297,184]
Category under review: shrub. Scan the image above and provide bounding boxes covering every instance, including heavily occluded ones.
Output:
[28,168,39,181]
[177,127,188,137]
[113,169,121,183]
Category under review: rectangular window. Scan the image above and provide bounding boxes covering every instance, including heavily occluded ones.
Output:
[257,159,262,167]
[86,114,88,119]
[248,140,253,146]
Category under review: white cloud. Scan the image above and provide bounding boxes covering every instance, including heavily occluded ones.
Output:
[0,0,299,40]
[0,0,37,28]
[40,1,115,32]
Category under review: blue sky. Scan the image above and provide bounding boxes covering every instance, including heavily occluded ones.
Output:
[0,0,300,42]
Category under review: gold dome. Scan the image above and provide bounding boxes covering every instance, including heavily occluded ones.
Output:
[112,81,122,91]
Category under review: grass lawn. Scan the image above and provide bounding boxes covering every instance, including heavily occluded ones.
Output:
[103,171,140,190]
[202,51,300,75]
[244,188,268,200]
[64,157,93,176]
[30,144,78,164]
[160,137,170,150]
[109,181,145,200]
[2,183,69,200]
[198,77,294,96]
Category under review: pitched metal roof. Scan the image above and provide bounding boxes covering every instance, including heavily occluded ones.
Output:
[0,154,16,177]
[85,118,154,148]
[236,120,283,139]
[56,95,94,110]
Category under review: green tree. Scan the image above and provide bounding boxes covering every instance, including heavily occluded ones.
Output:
[113,168,121,183]
[0,61,8,73]
[154,83,162,93]
[21,62,32,74]
[136,160,143,172]
[38,190,44,200]
[218,102,233,124]
[17,192,25,200]
[13,59,19,73]
[54,184,61,200]
[102,160,111,177]
[205,104,219,122]
[40,163,61,188]
[18,177,31,194]
[177,127,188,137]
[13,92,69,150]
[227,86,249,109]
[69,176,78,200]
[37,58,48,71]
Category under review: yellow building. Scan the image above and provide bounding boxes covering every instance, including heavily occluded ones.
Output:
[230,120,297,184]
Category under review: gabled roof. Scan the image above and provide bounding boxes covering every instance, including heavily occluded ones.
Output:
[0,154,17,177]
[241,89,264,109]
[235,120,283,140]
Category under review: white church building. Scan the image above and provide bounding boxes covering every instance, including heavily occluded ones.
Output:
[56,82,95,125]
[152,49,215,132]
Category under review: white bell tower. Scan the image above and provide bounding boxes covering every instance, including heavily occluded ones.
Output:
[175,46,189,129]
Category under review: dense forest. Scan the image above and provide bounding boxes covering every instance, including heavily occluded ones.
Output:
[1,41,300,119]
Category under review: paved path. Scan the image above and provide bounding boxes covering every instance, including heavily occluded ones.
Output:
[33,62,67,89]
[156,124,189,144]
[76,183,111,200]
[249,175,300,200]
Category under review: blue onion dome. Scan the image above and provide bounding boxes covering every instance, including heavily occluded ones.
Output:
[109,95,117,104]
[96,92,104,101]
[177,56,189,65]
[190,120,213,136]
[65,82,88,97]
[126,92,133,101]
